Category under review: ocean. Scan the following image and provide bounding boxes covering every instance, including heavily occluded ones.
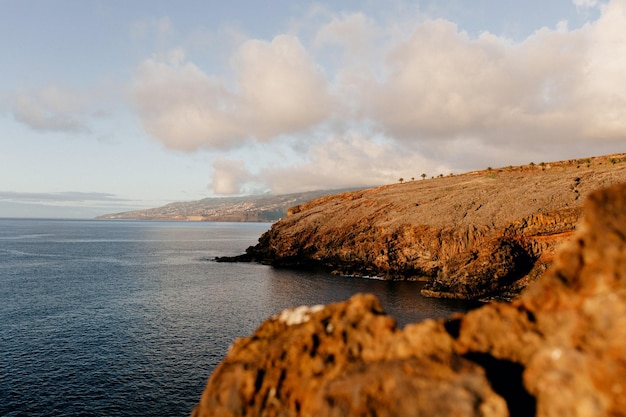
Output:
[0,219,476,416]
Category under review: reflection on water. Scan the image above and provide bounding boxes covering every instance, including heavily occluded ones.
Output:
[263,268,479,327]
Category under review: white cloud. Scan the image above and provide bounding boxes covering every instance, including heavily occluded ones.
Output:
[7,81,120,135]
[361,20,577,142]
[210,157,254,195]
[313,12,379,59]
[132,35,332,151]
[255,132,450,194]
[573,0,600,8]
[358,2,626,152]
[578,0,626,139]
[11,86,90,132]
[133,1,626,195]
[133,53,244,150]
[233,35,333,141]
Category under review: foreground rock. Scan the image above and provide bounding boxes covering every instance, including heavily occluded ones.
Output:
[192,183,626,417]
[221,154,626,299]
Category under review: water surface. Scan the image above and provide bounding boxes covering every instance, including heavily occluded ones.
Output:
[0,219,476,416]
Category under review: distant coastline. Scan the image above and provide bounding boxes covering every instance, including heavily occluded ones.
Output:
[96,188,364,222]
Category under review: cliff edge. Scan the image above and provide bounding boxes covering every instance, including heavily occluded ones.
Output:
[192,181,626,417]
[221,154,626,299]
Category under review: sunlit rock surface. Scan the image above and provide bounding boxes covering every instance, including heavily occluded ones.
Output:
[221,154,626,299]
[192,182,626,417]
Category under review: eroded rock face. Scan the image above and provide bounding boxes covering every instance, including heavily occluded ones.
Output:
[221,155,626,299]
[192,183,626,417]
[423,237,534,299]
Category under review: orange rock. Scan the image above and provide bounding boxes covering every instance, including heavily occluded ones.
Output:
[192,182,626,417]
[224,154,626,299]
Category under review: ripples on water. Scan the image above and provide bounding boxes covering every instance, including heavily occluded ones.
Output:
[0,219,477,417]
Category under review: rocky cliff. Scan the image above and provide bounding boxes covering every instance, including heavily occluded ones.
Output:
[191,182,626,417]
[222,154,626,299]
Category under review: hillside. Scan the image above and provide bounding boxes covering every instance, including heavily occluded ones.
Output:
[97,188,361,222]
[221,153,626,299]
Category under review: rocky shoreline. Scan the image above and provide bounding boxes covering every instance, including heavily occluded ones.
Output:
[218,153,626,300]
[192,182,626,417]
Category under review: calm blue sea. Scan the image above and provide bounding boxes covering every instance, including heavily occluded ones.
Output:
[0,219,476,417]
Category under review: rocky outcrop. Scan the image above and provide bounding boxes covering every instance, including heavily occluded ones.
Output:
[191,182,626,417]
[221,154,626,299]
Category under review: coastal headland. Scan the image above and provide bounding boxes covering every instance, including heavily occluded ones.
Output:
[192,181,626,417]
[220,153,626,300]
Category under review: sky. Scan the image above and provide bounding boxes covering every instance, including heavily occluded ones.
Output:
[1,0,625,218]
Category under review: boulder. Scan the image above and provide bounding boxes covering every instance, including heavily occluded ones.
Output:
[191,294,507,417]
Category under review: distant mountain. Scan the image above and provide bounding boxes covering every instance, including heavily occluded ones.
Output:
[96,188,364,222]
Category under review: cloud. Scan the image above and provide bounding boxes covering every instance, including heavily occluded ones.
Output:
[133,1,626,195]
[579,0,626,139]
[8,82,119,134]
[313,12,380,59]
[132,35,332,151]
[0,191,128,203]
[131,16,174,40]
[11,86,91,132]
[572,0,601,8]
[210,132,452,195]
[359,1,626,152]
[233,35,333,140]
[361,20,579,142]
[258,133,410,193]
[209,158,254,194]
[0,191,140,219]
[133,52,243,150]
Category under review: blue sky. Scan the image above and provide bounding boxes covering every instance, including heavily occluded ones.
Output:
[1,0,624,218]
